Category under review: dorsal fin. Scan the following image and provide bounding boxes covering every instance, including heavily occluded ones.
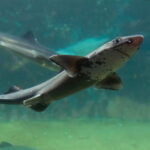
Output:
[50,55,89,77]
[4,85,22,94]
[22,31,38,44]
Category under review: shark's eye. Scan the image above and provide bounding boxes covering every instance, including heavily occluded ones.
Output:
[127,39,133,44]
[114,38,120,44]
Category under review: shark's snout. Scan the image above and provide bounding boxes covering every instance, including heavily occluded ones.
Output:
[131,35,144,46]
[114,34,144,58]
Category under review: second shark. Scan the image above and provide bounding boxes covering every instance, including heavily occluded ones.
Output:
[0,31,61,71]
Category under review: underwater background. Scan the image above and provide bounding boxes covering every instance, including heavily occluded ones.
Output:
[0,0,149,150]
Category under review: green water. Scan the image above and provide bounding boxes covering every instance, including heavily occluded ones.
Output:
[1,119,150,150]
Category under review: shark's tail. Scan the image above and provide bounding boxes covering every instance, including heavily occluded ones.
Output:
[0,96,49,112]
[0,98,23,104]
[0,94,49,112]
[0,85,49,112]
[0,85,25,105]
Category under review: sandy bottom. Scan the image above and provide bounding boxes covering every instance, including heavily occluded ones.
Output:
[0,119,150,150]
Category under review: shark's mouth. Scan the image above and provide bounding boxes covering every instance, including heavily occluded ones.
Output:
[114,49,130,58]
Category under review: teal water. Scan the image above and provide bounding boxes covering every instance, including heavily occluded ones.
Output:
[0,0,149,150]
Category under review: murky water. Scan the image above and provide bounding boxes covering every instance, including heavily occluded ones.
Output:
[0,0,149,150]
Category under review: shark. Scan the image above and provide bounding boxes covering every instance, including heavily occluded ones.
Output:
[0,31,61,71]
[0,35,144,112]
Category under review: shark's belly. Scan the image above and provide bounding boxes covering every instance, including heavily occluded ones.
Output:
[40,72,96,103]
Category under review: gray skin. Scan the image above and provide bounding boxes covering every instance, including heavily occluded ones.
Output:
[0,35,144,112]
[0,31,61,71]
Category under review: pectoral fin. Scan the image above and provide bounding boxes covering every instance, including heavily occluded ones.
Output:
[95,72,122,90]
[50,55,89,77]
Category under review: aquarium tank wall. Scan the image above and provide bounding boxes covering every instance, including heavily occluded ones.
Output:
[0,0,149,150]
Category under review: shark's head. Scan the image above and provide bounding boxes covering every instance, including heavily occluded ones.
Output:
[89,35,144,58]
[82,35,144,80]
[106,35,143,57]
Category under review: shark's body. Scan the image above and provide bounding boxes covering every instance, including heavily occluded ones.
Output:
[0,35,144,112]
[0,31,61,71]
